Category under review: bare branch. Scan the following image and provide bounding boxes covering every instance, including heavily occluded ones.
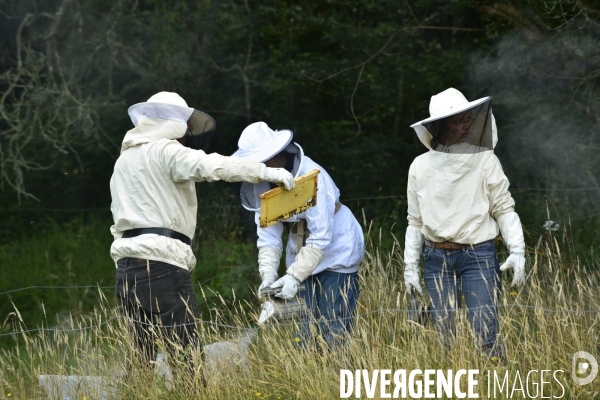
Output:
[236,33,254,122]
[481,3,545,42]
[303,25,484,85]
[0,1,104,200]
[349,64,365,134]
[405,0,420,26]
[16,14,34,68]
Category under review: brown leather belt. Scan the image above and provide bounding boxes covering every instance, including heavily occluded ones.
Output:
[424,239,470,250]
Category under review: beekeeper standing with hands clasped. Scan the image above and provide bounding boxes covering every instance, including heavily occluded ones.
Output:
[110,92,295,376]
[233,122,365,351]
[404,88,526,360]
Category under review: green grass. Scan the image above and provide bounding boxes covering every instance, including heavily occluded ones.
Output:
[1,218,599,399]
[0,217,116,348]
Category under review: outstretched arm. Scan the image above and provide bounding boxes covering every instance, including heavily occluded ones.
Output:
[158,141,294,188]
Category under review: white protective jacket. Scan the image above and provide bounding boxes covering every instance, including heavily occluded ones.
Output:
[240,144,364,276]
[110,118,267,271]
[407,150,515,243]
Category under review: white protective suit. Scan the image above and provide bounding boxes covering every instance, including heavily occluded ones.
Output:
[240,143,365,278]
[407,150,515,243]
[405,88,526,288]
[110,116,277,271]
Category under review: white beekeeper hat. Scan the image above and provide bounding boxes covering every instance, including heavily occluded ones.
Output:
[410,88,496,150]
[127,91,216,137]
[232,122,293,163]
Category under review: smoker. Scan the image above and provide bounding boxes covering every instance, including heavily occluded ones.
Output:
[258,285,308,324]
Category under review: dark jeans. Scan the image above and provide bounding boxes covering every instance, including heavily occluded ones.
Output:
[297,270,360,351]
[115,258,201,370]
[423,240,504,358]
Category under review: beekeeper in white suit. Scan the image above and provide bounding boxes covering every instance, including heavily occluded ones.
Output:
[404,88,526,360]
[233,122,365,351]
[110,92,294,375]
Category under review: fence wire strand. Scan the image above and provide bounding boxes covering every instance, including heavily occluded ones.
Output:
[1,187,599,213]
[0,265,256,297]
[1,303,599,338]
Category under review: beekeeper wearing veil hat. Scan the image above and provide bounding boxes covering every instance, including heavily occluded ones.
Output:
[110,92,295,376]
[233,121,365,351]
[404,88,526,359]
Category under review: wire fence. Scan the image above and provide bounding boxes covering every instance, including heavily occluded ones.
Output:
[1,186,599,213]
[1,302,599,338]
[0,264,256,297]
[1,194,598,228]
[1,281,599,338]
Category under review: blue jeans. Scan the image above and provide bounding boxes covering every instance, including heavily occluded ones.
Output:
[423,240,504,358]
[297,270,360,351]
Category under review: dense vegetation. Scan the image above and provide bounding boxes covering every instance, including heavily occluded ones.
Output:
[1,0,599,358]
[1,0,599,222]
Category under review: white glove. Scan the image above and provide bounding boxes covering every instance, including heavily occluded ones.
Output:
[497,212,526,287]
[404,225,424,295]
[263,167,295,190]
[405,263,423,296]
[286,246,324,283]
[257,246,281,299]
[270,274,300,299]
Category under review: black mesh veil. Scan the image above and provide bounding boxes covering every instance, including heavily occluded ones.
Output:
[185,110,216,150]
[423,98,493,154]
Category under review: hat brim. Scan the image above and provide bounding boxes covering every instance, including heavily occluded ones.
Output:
[128,102,193,126]
[232,130,293,163]
[128,102,216,136]
[411,96,491,129]
[410,96,492,150]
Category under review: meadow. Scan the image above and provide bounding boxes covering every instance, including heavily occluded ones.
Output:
[0,211,599,399]
[2,1,600,397]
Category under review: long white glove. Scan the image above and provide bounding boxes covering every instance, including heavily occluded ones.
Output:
[286,246,324,283]
[404,225,424,295]
[497,211,526,287]
[263,167,295,190]
[269,274,300,300]
[257,246,281,299]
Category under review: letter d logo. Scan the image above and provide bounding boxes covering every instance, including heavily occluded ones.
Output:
[572,351,598,386]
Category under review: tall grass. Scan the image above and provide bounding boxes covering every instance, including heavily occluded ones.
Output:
[1,219,598,399]
[0,216,116,348]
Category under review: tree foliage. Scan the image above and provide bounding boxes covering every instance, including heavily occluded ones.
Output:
[0,0,599,243]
